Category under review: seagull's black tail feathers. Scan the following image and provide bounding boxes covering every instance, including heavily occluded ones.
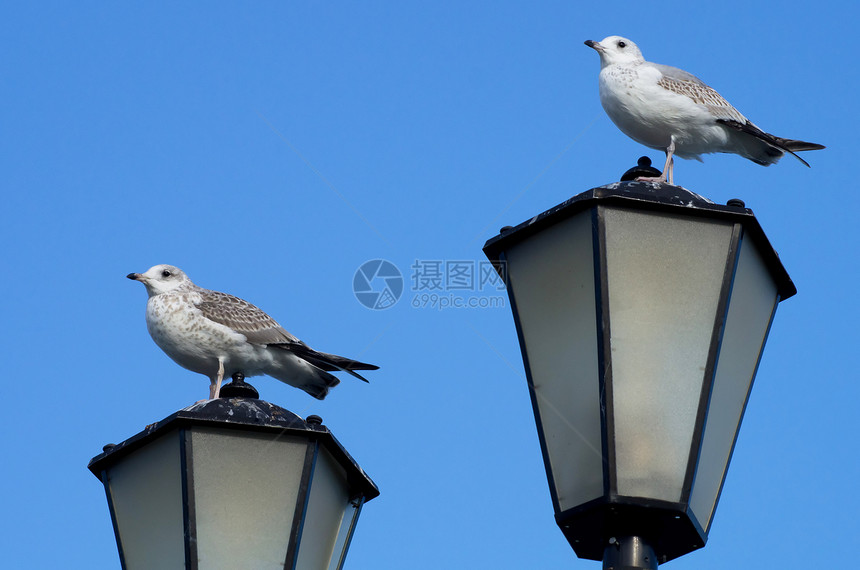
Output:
[278,342,378,383]
[779,138,827,152]
[716,118,825,168]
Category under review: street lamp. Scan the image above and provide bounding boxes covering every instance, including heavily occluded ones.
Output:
[88,375,379,570]
[483,180,795,568]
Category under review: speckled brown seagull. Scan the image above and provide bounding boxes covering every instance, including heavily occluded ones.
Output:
[584,36,824,184]
[128,264,378,400]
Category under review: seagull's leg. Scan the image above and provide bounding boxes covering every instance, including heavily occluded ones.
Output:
[210,358,225,399]
[664,137,676,185]
[636,137,676,184]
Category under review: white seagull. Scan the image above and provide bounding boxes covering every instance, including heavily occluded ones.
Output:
[584,36,824,184]
[128,264,378,400]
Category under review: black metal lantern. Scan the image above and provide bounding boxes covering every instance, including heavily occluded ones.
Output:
[483,181,795,567]
[88,379,379,570]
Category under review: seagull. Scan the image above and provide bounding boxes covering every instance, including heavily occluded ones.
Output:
[584,36,824,184]
[128,264,378,400]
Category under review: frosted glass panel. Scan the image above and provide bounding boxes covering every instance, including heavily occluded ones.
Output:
[690,236,778,532]
[191,428,308,570]
[603,207,733,501]
[504,211,603,511]
[296,447,351,570]
[328,498,361,570]
[107,431,184,569]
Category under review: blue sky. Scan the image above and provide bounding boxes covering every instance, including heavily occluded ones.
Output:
[2,2,857,568]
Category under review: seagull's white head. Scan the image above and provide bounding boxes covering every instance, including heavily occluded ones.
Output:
[585,36,645,68]
[127,264,194,297]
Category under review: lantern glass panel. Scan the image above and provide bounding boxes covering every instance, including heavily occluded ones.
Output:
[296,447,353,570]
[106,430,185,568]
[328,497,362,570]
[190,427,308,568]
[690,234,779,531]
[603,208,733,502]
[504,211,604,512]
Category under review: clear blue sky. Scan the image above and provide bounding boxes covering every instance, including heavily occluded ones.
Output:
[2,2,856,568]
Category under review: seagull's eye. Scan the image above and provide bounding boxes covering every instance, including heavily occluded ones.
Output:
[161,270,172,278]
[618,41,626,48]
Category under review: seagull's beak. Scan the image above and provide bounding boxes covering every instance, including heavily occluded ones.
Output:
[584,39,603,52]
[127,272,143,281]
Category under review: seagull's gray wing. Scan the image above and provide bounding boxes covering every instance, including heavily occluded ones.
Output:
[195,289,301,345]
[649,63,826,166]
[650,63,747,123]
[196,288,379,383]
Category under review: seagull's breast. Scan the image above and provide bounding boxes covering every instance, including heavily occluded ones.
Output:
[597,63,728,157]
[145,291,262,378]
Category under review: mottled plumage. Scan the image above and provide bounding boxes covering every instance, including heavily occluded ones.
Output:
[584,36,824,184]
[128,264,378,399]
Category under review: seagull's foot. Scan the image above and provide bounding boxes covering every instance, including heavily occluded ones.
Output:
[635,175,668,184]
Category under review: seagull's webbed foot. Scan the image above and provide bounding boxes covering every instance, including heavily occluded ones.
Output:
[635,173,668,183]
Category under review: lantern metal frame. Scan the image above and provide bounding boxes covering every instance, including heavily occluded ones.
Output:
[89,391,378,570]
[483,181,795,565]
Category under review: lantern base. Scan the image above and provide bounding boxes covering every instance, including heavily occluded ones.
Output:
[602,536,657,570]
[556,498,706,564]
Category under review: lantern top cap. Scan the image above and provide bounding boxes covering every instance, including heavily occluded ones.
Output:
[483,181,796,300]
[88,397,379,501]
